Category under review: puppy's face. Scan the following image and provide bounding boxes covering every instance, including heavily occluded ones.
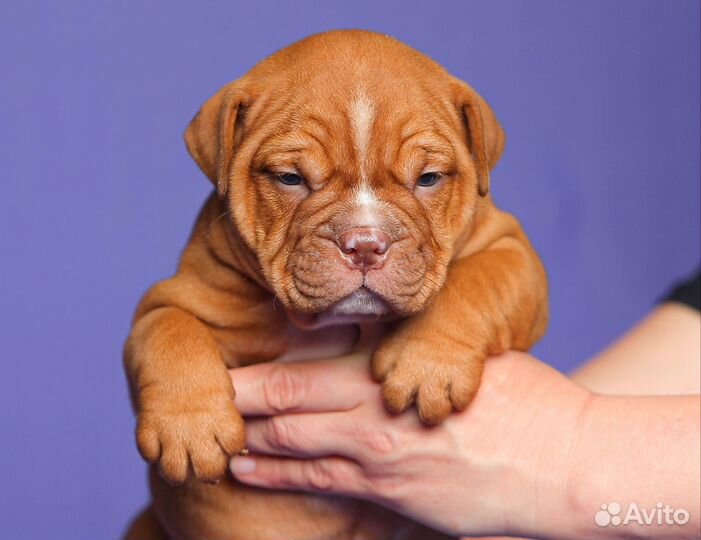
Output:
[185,31,504,328]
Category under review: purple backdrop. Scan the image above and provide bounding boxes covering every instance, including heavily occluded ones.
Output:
[0,1,698,538]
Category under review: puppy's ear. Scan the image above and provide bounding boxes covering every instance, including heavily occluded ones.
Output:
[454,81,505,197]
[184,82,248,198]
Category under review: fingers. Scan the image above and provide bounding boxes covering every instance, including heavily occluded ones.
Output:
[230,455,370,498]
[243,412,360,459]
[230,355,372,416]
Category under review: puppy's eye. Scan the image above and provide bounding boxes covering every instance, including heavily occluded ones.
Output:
[416,172,441,187]
[277,172,305,186]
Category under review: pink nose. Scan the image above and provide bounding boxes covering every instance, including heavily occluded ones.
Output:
[337,227,391,272]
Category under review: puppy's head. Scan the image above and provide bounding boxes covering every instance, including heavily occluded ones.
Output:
[185,30,504,328]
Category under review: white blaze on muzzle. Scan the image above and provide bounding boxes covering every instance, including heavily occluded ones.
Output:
[352,184,380,227]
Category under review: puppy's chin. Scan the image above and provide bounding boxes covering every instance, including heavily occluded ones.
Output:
[331,287,390,315]
[286,287,393,330]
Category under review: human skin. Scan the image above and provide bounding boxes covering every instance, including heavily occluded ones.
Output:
[228,304,700,539]
[571,303,700,395]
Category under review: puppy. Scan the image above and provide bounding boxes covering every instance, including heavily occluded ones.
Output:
[124,30,548,540]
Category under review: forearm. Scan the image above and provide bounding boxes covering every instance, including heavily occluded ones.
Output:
[572,304,701,395]
[124,306,232,401]
[126,305,245,484]
[536,394,700,539]
[451,211,548,353]
[422,242,547,366]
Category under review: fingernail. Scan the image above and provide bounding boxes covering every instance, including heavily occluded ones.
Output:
[230,456,256,475]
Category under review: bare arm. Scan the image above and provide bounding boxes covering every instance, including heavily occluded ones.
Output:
[557,391,699,538]
[467,301,701,539]
[572,303,700,395]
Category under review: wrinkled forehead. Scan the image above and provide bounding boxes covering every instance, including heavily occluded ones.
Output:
[253,74,460,184]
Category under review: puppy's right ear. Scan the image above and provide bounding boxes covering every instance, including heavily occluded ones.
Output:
[184,82,248,198]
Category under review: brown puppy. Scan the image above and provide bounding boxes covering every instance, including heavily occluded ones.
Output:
[124,30,548,540]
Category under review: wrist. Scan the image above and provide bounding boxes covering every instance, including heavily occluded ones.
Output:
[531,391,601,539]
[501,378,594,539]
[554,394,700,540]
[456,353,593,539]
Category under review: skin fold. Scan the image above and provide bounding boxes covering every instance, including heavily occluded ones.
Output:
[123,30,548,540]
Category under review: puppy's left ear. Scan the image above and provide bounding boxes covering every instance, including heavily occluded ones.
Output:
[184,81,248,198]
[454,81,505,197]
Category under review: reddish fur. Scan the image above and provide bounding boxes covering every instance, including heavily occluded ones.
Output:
[124,30,547,540]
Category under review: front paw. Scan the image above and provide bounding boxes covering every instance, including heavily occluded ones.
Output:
[136,392,245,485]
[372,336,484,425]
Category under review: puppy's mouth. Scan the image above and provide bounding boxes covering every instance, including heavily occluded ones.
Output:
[330,286,391,316]
[287,287,392,330]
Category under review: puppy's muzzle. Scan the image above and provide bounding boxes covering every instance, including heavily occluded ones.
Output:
[336,227,391,273]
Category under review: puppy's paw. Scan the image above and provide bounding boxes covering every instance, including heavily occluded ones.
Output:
[136,392,245,485]
[372,336,484,425]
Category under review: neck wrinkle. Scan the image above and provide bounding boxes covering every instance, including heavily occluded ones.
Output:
[206,200,272,293]
[225,221,271,292]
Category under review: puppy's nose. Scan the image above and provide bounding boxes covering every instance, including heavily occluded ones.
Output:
[337,227,391,272]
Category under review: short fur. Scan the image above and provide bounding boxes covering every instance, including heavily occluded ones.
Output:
[123,30,548,540]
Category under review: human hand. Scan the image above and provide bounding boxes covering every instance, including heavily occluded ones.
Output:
[227,350,590,538]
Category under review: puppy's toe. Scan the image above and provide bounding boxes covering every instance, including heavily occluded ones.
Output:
[191,440,228,483]
[158,440,189,486]
[216,410,246,455]
[381,370,417,414]
[136,422,161,463]
[448,374,480,411]
[370,346,399,381]
[416,383,452,425]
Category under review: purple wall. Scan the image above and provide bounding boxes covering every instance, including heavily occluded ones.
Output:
[0,1,698,538]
